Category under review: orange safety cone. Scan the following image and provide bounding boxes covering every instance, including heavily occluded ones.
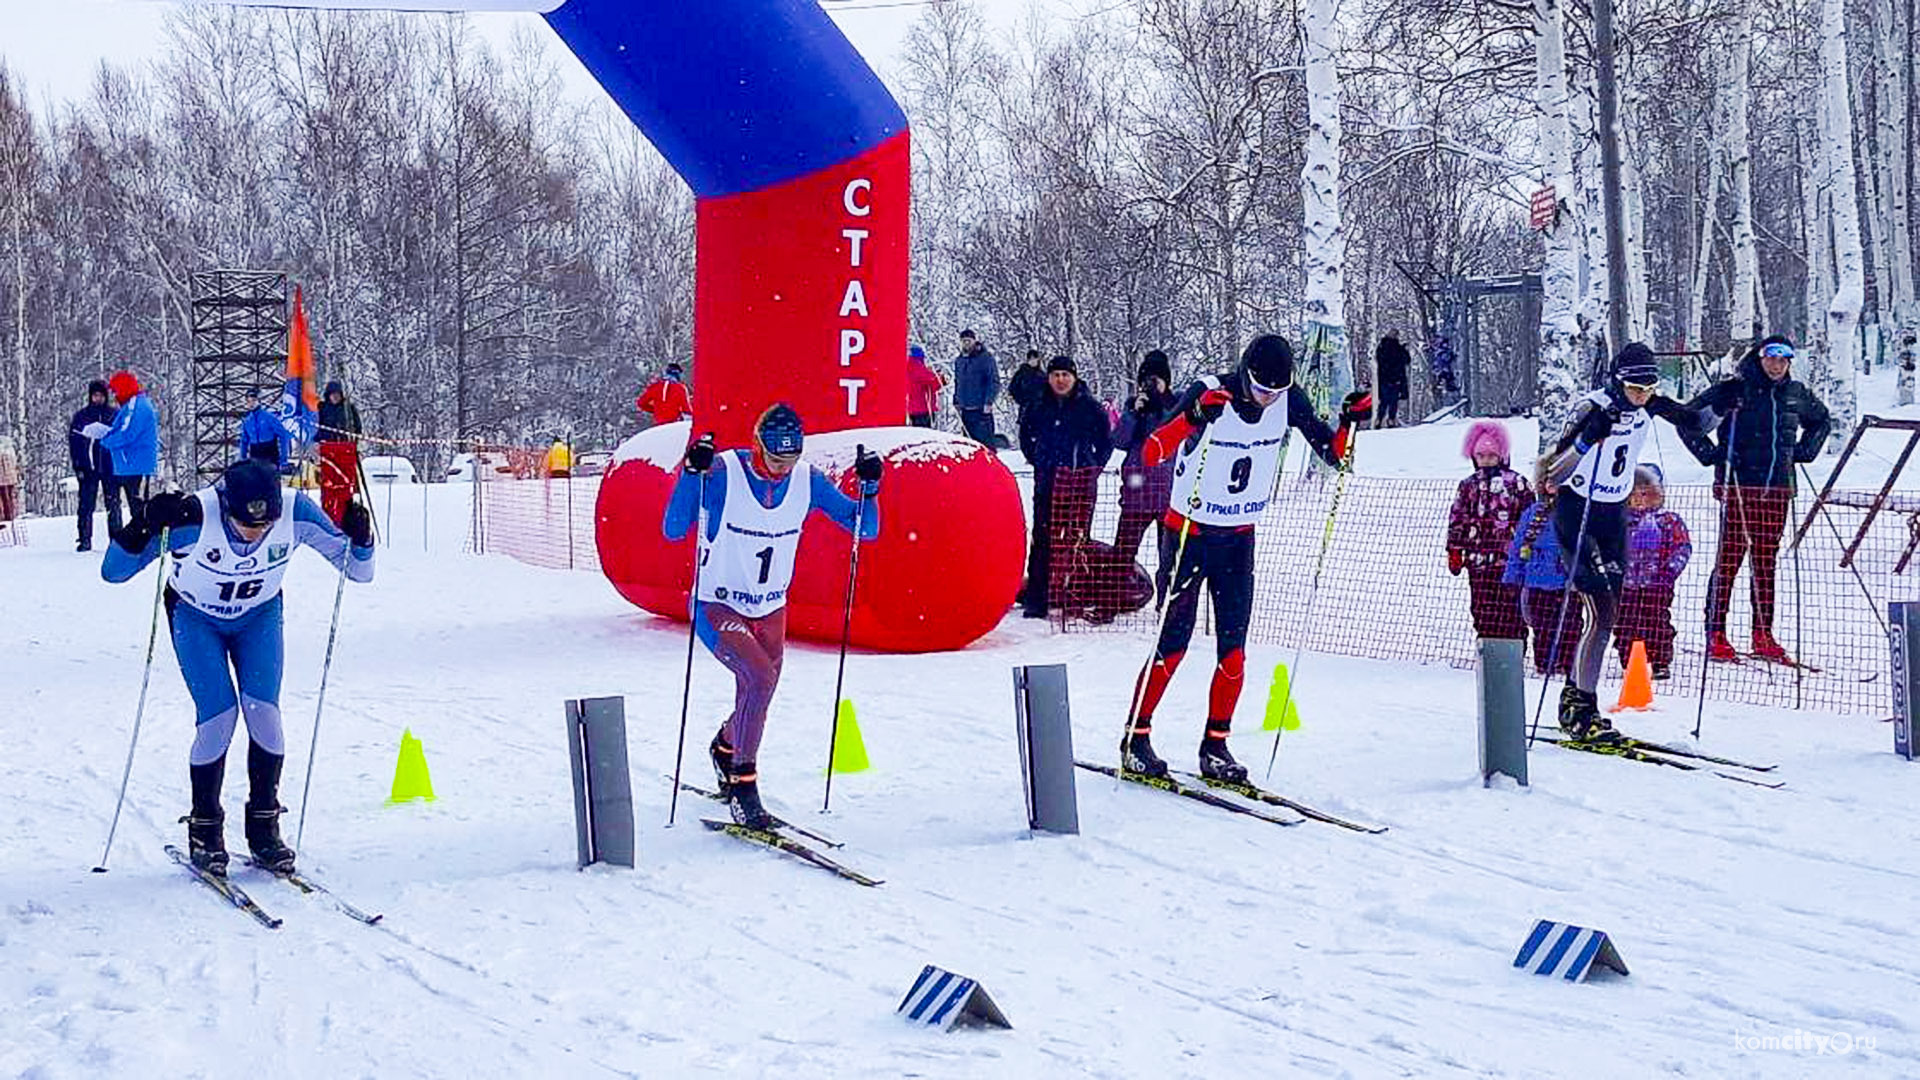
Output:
[1611,640,1655,712]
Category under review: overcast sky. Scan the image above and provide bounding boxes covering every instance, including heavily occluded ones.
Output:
[0,0,1044,114]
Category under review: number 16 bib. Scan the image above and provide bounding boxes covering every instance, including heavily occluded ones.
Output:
[169,488,296,619]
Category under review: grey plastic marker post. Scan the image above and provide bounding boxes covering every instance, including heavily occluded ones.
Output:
[1013,664,1080,835]
[566,696,636,867]
[1477,637,1528,787]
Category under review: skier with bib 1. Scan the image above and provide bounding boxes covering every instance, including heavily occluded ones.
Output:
[102,460,375,874]
[1541,342,1700,742]
[662,404,882,829]
[1121,334,1371,782]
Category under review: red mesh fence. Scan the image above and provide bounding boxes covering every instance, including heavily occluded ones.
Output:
[467,444,602,572]
[1036,464,1902,716]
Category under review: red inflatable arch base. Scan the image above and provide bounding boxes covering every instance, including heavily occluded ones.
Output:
[596,424,1026,653]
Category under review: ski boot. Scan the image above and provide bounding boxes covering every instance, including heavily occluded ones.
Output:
[1198,735,1249,784]
[708,730,735,798]
[726,767,773,831]
[184,810,229,877]
[1556,685,1619,743]
[1751,631,1792,665]
[1707,631,1740,662]
[245,803,296,874]
[1120,727,1168,778]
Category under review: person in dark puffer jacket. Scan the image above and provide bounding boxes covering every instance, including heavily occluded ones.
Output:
[1680,335,1830,664]
[1017,356,1112,619]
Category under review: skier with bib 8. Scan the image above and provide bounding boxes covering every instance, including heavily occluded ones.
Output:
[101,460,375,875]
[1121,334,1371,782]
[663,404,882,830]
[1540,343,1700,742]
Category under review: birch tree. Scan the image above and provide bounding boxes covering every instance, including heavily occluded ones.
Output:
[1534,0,1585,437]
[1813,0,1863,439]
[1299,0,1353,409]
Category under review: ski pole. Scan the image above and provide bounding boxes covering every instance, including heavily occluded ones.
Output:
[822,475,869,814]
[1116,424,1218,779]
[666,470,709,827]
[1263,438,1357,780]
[295,509,357,852]
[93,526,170,873]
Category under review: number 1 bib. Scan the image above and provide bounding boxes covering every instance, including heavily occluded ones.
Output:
[698,450,812,618]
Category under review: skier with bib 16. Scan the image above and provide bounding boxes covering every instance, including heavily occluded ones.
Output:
[102,460,375,875]
[1120,334,1371,782]
[663,404,882,829]
[1540,343,1701,742]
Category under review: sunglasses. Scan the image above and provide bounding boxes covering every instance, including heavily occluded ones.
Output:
[1621,381,1659,393]
[1761,344,1795,360]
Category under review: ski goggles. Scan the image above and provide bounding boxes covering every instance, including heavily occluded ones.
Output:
[1619,378,1659,394]
[1247,372,1293,400]
[1760,343,1795,360]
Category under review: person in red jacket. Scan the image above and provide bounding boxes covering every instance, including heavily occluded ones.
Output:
[637,363,692,426]
[905,345,944,427]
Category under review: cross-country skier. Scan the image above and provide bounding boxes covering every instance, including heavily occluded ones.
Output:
[662,404,881,829]
[1121,334,1371,782]
[101,460,375,874]
[1541,342,1700,742]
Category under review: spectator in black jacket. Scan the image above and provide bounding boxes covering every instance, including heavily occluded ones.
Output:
[1680,335,1832,664]
[1374,332,1412,427]
[1017,356,1113,619]
[68,379,120,551]
[1009,348,1047,429]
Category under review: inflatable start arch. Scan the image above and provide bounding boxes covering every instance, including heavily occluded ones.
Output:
[183,0,1025,651]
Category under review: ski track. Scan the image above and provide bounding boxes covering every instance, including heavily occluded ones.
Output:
[4,490,1917,1078]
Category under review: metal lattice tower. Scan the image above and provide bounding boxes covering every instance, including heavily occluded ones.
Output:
[190,270,288,479]
[1395,262,1543,416]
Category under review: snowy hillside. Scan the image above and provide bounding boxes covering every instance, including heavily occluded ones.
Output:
[2,486,1916,1079]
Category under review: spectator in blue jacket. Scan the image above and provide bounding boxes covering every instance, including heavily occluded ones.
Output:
[952,329,1001,445]
[82,370,157,525]
[69,378,120,551]
[237,388,291,472]
[1502,471,1583,676]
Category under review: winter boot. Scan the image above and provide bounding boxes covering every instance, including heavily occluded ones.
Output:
[1751,631,1791,665]
[1556,685,1619,743]
[185,756,228,875]
[726,766,773,831]
[708,729,735,797]
[1120,727,1168,778]
[245,804,296,873]
[244,742,295,873]
[184,810,229,876]
[1707,631,1740,662]
[1198,733,1249,784]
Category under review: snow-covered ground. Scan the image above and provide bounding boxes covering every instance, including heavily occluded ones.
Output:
[3,485,1917,1078]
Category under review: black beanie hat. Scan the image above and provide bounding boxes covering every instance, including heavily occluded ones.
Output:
[1046,355,1076,374]
[1138,349,1172,387]
[1611,342,1659,385]
[87,379,108,397]
[219,460,283,527]
[1240,334,1295,390]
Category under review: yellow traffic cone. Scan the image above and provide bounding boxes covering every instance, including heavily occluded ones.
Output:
[1611,641,1655,713]
[387,728,437,803]
[829,699,870,774]
[1262,663,1303,732]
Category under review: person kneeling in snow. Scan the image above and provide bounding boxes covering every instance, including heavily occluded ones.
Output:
[102,460,375,876]
[662,404,881,830]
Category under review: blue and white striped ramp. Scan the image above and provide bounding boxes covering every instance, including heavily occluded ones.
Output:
[896,965,1012,1030]
[1513,920,1631,982]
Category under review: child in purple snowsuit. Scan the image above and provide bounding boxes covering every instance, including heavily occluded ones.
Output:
[1614,464,1691,678]
[1447,420,1532,641]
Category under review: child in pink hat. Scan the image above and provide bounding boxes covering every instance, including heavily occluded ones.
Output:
[1447,420,1533,643]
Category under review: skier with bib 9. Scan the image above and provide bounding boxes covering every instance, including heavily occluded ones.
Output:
[101,460,375,875]
[1121,334,1371,782]
[662,404,882,829]
[1540,343,1699,742]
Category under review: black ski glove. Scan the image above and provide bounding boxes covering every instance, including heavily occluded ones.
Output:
[1184,386,1232,428]
[684,432,717,474]
[341,502,375,547]
[1576,403,1619,447]
[854,444,882,496]
[146,491,198,529]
